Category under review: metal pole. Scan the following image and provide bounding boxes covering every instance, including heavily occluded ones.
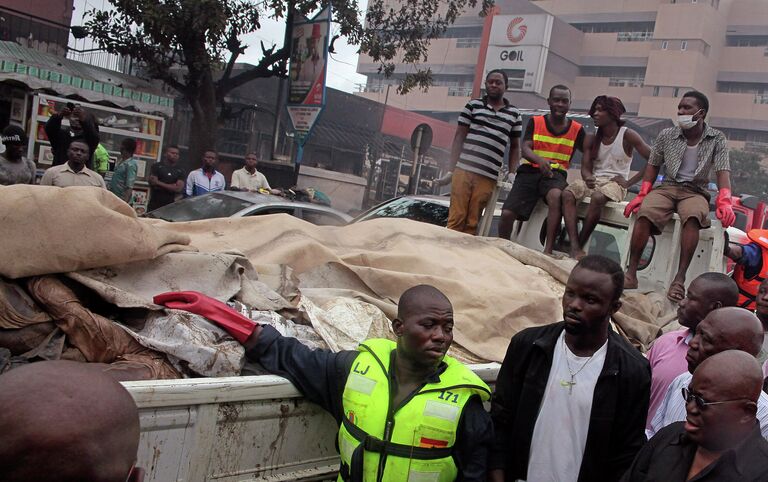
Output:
[270,4,294,161]
[363,85,391,208]
[408,126,423,195]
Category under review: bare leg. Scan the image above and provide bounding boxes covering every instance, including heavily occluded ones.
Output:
[625,217,653,289]
[543,189,563,255]
[578,192,608,249]
[561,190,584,259]
[499,209,517,240]
[668,218,701,301]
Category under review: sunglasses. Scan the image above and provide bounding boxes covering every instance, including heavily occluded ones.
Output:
[682,387,750,410]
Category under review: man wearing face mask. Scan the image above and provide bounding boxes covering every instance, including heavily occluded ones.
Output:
[623,91,734,302]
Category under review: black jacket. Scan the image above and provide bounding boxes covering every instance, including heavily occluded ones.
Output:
[490,322,651,482]
[44,113,100,167]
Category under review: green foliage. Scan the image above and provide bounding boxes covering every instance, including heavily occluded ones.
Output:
[730,149,768,198]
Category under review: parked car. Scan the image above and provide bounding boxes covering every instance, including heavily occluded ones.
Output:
[145,192,352,225]
[352,195,503,236]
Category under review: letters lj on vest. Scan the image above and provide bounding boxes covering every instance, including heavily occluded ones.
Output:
[733,229,768,310]
[337,339,491,482]
[524,115,582,171]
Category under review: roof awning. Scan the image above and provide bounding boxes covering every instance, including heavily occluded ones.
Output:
[0,41,174,116]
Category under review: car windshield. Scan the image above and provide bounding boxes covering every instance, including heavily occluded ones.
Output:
[146,194,253,221]
[356,197,449,226]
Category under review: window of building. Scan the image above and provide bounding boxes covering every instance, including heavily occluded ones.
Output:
[673,87,680,97]
[455,38,480,48]
[681,40,688,50]
[653,86,661,96]
[662,40,668,50]
[711,0,720,8]
[727,35,768,47]
[692,0,698,4]
[572,21,655,34]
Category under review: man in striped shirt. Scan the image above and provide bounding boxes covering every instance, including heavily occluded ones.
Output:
[440,70,522,234]
[647,307,768,440]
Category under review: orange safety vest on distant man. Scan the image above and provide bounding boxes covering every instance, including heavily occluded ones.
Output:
[733,229,768,310]
[523,115,582,171]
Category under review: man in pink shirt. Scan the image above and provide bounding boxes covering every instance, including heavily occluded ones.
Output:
[645,272,738,429]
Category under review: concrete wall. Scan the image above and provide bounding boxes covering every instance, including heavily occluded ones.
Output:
[297,165,367,214]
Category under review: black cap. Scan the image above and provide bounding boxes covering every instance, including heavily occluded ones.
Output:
[1,125,27,145]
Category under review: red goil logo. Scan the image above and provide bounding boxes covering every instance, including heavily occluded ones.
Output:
[506,17,527,43]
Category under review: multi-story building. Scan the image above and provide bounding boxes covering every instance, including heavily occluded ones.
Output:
[356,0,768,152]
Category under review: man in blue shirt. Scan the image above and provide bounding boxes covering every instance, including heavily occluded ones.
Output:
[726,229,768,311]
[186,149,226,196]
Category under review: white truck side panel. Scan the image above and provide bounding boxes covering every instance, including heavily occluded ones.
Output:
[126,364,500,482]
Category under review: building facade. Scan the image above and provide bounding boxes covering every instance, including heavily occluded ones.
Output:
[356,0,768,152]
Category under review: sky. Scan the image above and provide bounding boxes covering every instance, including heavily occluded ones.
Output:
[70,0,367,93]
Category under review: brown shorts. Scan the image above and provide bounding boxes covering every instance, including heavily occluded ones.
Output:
[637,183,711,234]
[565,177,627,203]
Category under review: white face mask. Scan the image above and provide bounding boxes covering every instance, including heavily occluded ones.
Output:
[676,109,703,130]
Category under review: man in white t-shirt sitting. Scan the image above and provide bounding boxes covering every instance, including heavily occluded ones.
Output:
[489,255,650,482]
[230,152,279,194]
[562,95,650,259]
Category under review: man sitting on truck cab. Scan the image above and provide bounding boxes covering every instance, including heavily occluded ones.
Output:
[623,91,735,302]
[561,95,650,259]
[154,285,493,482]
[0,361,145,482]
[498,85,592,255]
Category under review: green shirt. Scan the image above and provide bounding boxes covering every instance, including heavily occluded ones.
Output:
[93,144,110,175]
[109,157,138,200]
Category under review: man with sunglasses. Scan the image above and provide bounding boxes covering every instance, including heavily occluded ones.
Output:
[621,350,768,481]
[0,361,145,481]
[647,306,768,439]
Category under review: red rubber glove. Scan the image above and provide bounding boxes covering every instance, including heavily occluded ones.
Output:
[715,188,736,228]
[153,291,258,344]
[623,181,653,218]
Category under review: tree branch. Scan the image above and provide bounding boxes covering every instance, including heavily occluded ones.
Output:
[216,45,289,98]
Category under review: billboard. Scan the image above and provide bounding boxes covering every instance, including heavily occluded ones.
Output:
[481,14,554,94]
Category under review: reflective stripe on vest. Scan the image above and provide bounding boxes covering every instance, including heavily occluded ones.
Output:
[337,339,491,482]
[523,115,582,171]
[733,229,768,310]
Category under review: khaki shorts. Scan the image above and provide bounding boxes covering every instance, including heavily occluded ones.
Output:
[565,176,627,203]
[637,183,711,234]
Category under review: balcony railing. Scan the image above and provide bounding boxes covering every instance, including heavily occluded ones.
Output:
[617,31,653,42]
[448,86,473,97]
[755,93,768,105]
[455,38,481,49]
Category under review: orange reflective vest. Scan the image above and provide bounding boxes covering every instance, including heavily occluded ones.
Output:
[733,229,768,310]
[523,116,582,171]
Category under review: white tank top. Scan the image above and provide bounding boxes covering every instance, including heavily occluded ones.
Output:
[593,126,632,179]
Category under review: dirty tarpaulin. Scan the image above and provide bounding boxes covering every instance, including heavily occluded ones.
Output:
[0,185,191,279]
[163,215,664,362]
[25,275,180,380]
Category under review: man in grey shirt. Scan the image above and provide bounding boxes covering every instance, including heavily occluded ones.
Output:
[0,125,36,186]
[623,91,734,302]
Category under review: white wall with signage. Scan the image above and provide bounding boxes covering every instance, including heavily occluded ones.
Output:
[482,14,554,95]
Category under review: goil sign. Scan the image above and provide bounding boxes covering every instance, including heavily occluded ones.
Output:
[506,17,527,43]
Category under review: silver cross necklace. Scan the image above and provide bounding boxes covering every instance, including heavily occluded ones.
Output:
[560,336,597,395]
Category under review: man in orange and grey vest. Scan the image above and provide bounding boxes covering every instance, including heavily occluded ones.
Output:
[498,85,592,255]
[726,230,768,311]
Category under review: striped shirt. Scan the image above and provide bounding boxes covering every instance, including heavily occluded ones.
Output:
[457,97,522,180]
[646,371,768,440]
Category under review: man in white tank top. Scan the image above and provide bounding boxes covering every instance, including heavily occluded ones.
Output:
[562,96,651,259]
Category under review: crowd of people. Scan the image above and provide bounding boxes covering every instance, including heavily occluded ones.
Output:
[0,104,277,211]
[443,71,739,304]
[3,257,768,481]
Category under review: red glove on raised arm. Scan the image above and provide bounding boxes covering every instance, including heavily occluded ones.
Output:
[153,291,258,344]
[623,181,653,218]
[715,188,736,228]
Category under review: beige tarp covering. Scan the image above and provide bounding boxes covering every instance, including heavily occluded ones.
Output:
[1,186,673,364]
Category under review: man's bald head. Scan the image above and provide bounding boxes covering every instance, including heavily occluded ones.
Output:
[677,273,739,329]
[686,350,763,450]
[0,361,140,482]
[397,284,452,321]
[687,307,764,372]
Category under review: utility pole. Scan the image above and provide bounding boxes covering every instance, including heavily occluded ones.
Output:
[362,84,390,208]
[270,4,294,162]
